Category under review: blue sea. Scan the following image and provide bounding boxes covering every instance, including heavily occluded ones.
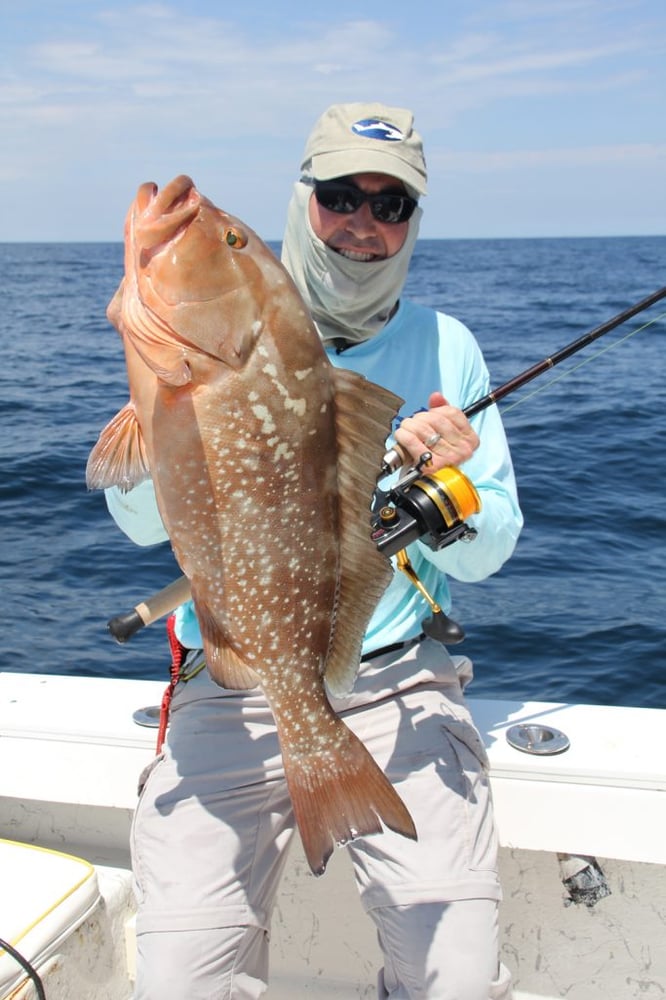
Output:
[1,237,664,708]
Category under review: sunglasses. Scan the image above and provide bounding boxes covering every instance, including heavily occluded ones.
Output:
[313,180,418,225]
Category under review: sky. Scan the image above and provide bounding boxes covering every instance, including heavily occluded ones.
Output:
[1,0,665,241]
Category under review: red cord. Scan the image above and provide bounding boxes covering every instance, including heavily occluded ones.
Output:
[156,614,187,753]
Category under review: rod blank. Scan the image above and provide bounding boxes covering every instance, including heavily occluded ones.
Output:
[464,285,666,419]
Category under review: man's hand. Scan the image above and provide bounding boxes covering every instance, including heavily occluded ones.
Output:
[393,392,479,471]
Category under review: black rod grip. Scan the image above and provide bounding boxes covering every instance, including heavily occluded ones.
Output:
[107,575,192,644]
[107,610,146,644]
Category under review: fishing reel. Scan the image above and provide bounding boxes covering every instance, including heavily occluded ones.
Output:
[371,452,481,558]
[370,450,481,644]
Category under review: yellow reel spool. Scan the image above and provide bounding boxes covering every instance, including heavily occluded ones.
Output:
[413,466,481,528]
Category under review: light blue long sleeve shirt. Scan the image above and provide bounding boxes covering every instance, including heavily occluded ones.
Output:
[105,298,522,653]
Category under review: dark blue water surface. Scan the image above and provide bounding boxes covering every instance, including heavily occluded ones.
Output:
[1,237,664,707]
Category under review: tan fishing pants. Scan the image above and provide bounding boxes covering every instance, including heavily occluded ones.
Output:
[131,639,512,999]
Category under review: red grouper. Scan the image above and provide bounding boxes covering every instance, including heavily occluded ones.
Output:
[87,175,417,874]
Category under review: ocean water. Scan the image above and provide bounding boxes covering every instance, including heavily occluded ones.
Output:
[1,237,664,708]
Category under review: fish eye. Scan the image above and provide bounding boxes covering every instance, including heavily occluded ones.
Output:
[224,226,247,249]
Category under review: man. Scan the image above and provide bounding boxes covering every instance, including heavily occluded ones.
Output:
[107,102,522,999]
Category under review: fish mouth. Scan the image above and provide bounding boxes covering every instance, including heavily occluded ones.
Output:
[133,174,201,256]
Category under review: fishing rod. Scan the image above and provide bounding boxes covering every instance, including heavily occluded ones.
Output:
[382,284,666,473]
[370,283,666,643]
[373,282,666,553]
[466,284,666,417]
[107,286,666,645]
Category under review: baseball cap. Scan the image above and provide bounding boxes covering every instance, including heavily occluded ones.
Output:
[301,102,427,197]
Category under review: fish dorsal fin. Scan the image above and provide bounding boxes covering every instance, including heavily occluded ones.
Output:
[324,369,403,696]
[86,401,150,492]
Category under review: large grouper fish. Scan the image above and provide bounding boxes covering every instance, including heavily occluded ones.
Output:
[87,175,417,874]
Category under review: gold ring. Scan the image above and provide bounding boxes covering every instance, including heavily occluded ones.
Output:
[424,433,441,448]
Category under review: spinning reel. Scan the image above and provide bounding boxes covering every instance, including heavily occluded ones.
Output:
[370,450,481,644]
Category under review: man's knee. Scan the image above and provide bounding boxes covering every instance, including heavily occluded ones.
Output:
[373,900,510,1000]
[134,924,269,1000]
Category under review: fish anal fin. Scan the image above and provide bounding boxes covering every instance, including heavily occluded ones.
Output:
[325,369,404,695]
[281,718,417,876]
[194,592,261,691]
[86,401,150,492]
[203,640,261,691]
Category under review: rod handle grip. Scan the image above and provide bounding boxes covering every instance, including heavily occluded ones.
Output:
[107,610,145,644]
[107,575,193,644]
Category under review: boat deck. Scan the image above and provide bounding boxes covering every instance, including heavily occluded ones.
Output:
[1,671,664,999]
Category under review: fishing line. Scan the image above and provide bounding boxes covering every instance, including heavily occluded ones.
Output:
[381,286,666,472]
[498,309,666,417]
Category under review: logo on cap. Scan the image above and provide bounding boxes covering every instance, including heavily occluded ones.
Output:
[351,118,404,142]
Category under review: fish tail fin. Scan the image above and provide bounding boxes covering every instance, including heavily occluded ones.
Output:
[282,722,417,876]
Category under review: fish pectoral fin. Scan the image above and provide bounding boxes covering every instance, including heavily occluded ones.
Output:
[86,401,150,492]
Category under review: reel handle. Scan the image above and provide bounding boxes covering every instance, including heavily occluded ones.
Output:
[422,609,465,645]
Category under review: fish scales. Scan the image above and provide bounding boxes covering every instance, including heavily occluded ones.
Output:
[87,175,417,873]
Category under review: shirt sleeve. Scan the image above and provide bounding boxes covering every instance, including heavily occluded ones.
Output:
[417,401,523,582]
[104,480,169,547]
[414,313,523,582]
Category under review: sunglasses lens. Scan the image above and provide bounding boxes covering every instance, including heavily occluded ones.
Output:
[314,183,417,224]
[371,194,417,224]
[315,183,364,215]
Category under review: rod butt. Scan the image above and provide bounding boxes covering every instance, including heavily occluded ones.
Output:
[107,610,146,644]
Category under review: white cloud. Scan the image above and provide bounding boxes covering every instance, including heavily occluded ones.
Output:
[0,3,664,239]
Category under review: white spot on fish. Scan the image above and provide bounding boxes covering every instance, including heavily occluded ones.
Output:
[274,442,295,462]
[294,368,313,381]
[284,397,306,417]
[251,404,276,434]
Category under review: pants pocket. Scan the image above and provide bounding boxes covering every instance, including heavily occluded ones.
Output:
[442,719,498,875]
